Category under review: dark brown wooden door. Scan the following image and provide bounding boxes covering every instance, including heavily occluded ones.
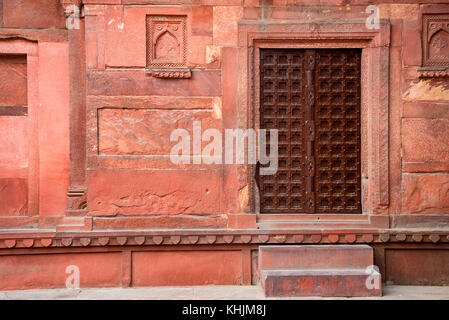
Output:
[259,49,362,214]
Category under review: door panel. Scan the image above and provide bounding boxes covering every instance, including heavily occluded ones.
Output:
[313,50,362,213]
[259,49,309,213]
[259,49,362,214]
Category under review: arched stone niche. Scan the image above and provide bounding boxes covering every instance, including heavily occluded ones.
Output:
[146,15,191,79]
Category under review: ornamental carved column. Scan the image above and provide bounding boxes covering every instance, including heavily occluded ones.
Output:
[61,0,87,215]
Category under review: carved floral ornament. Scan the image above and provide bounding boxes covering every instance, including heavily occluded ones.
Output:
[419,14,449,78]
[146,15,191,79]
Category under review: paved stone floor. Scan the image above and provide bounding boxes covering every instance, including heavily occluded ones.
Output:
[0,285,449,300]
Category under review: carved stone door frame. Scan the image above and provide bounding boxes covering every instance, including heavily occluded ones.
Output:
[237,20,391,225]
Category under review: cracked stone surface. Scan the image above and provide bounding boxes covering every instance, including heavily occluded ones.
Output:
[402,174,449,214]
[98,109,220,156]
[88,169,222,216]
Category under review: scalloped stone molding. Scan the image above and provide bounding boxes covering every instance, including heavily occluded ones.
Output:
[1,230,449,249]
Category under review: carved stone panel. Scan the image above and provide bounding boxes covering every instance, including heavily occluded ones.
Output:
[423,14,449,66]
[146,15,191,78]
[420,14,449,77]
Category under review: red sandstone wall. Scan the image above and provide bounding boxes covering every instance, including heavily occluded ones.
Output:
[0,0,70,226]
[85,5,230,229]
[2,0,65,29]
[0,1,449,230]
[0,54,28,216]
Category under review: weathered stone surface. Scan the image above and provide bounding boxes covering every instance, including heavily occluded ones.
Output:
[402,174,449,214]
[391,215,449,228]
[386,249,449,286]
[402,119,449,163]
[260,245,380,297]
[259,245,373,270]
[98,109,220,155]
[379,4,419,20]
[105,7,145,68]
[228,214,257,229]
[3,0,65,29]
[0,178,28,216]
[187,35,212,66]
[37,42,70,216]
[87,70,221,96]
[263,269,382,297]
[93,215,227,229]
[0,54,27,106]
[192,6,213,36]
[270,5,370,21]
[403,80,449,101]
[87,169,222,216]
[0,117,28,168]
[403,102,449,119]
[132,250,243,286]
[88,95,219,110]
[402,23,421,67]
[0,252,122,290]
[213,6,243,47]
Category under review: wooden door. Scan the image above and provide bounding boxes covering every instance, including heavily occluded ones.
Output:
[259,49,362,214]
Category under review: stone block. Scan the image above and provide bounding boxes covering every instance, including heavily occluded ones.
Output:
[37,42,70,216]
[403,102,449,119]
[0,252,122,290]
[98,108,221,155]
[213,6,243,47]
[0,117,28,168]
[192,6,213,36]
[132,250,243,286]
[0,54,27,106]
[403,79,449,101]
[402,174,449,214]
[262,269,381,297]
[402,26,422,67]
[259,245,373,270]
[93,215,227,229]
[402,119,449,163]
[3,0,65,29]
[386,249,449,285]
[87,169,222,216]
[0,178,28,216]
[87,70,221,96]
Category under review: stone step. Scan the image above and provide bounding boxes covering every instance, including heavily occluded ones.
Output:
[262,268,382,297]
[259,245,373,270]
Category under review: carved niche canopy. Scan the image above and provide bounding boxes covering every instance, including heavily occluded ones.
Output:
[420,14,449,78]
[146,15,191,79]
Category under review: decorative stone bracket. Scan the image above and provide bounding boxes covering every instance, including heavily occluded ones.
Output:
[145,68,191,79]
[418,66,449,78]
